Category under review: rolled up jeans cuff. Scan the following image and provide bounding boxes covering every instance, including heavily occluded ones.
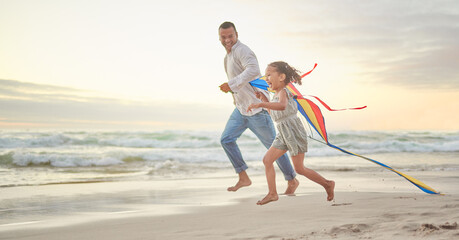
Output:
[234,164,248,174]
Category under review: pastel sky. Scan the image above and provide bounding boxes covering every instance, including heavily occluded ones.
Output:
[1,0,458,131]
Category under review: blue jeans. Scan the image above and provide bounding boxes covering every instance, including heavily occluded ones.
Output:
[220,108,296,180]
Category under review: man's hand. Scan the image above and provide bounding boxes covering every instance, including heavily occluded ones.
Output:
[219,82,232,93]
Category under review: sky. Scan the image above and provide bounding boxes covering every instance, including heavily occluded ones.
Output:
[1,0,458,131]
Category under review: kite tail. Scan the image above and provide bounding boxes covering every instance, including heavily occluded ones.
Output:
[301,63,317,78]
[327,143,441,195]
[308,95,367,111]
[297,63,366,111]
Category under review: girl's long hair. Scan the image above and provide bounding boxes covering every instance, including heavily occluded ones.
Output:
[268,61,302,85]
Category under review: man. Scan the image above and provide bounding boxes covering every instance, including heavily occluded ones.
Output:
[218,21,299,193]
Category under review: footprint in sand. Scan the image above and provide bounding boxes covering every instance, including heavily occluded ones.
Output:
[439,222,457,230]
[329,223,370,234]
[416,222,458,235]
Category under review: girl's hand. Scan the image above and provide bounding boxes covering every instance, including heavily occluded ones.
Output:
[255,92,268,102]
[247,103,260,112]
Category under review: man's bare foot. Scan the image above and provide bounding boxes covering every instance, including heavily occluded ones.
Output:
[256,193,279,205]
[284,178,299,195]
[227,179,252,192]
[325,180,335,201]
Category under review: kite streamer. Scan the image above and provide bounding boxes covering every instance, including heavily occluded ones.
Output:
[249,64,440,195]
[307,95,367,111]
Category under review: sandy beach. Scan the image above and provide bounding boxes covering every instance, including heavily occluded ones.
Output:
[1,0,459,239]
[1,169,458,240]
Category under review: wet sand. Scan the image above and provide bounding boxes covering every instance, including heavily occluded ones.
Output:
[1,170,458,239]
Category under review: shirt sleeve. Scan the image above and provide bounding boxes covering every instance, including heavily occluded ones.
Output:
[223,55,228,75]
[227,46,261,92]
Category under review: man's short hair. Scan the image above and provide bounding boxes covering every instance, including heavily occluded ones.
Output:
[219,21,237,32]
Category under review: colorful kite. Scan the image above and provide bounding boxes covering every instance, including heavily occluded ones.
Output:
[249,64,440,195]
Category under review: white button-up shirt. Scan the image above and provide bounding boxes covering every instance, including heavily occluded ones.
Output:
[224,40,269,116]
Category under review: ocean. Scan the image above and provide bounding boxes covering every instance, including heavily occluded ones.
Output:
[1,130,458,188]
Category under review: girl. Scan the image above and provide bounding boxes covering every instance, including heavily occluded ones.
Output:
[247,61,335,205]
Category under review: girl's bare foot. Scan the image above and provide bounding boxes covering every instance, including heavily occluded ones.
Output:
[256,193,279,205]
[227,179,252,192]
[325,180,335,201]
[284,178,299,195]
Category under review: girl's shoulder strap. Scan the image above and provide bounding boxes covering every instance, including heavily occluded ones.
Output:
[283,88,293,98]
[275,88,291,99]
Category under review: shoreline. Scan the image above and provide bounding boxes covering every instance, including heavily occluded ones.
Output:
[1,192,457,240]
[1,170,458,239]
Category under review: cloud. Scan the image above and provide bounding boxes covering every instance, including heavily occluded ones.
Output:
[269,0,459,89]
[0,79,229,130]
[0,79,102,102]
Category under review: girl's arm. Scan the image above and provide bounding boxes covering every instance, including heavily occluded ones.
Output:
[247,89,288,112]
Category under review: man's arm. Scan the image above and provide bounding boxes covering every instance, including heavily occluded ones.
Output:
[227,47,260,92]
